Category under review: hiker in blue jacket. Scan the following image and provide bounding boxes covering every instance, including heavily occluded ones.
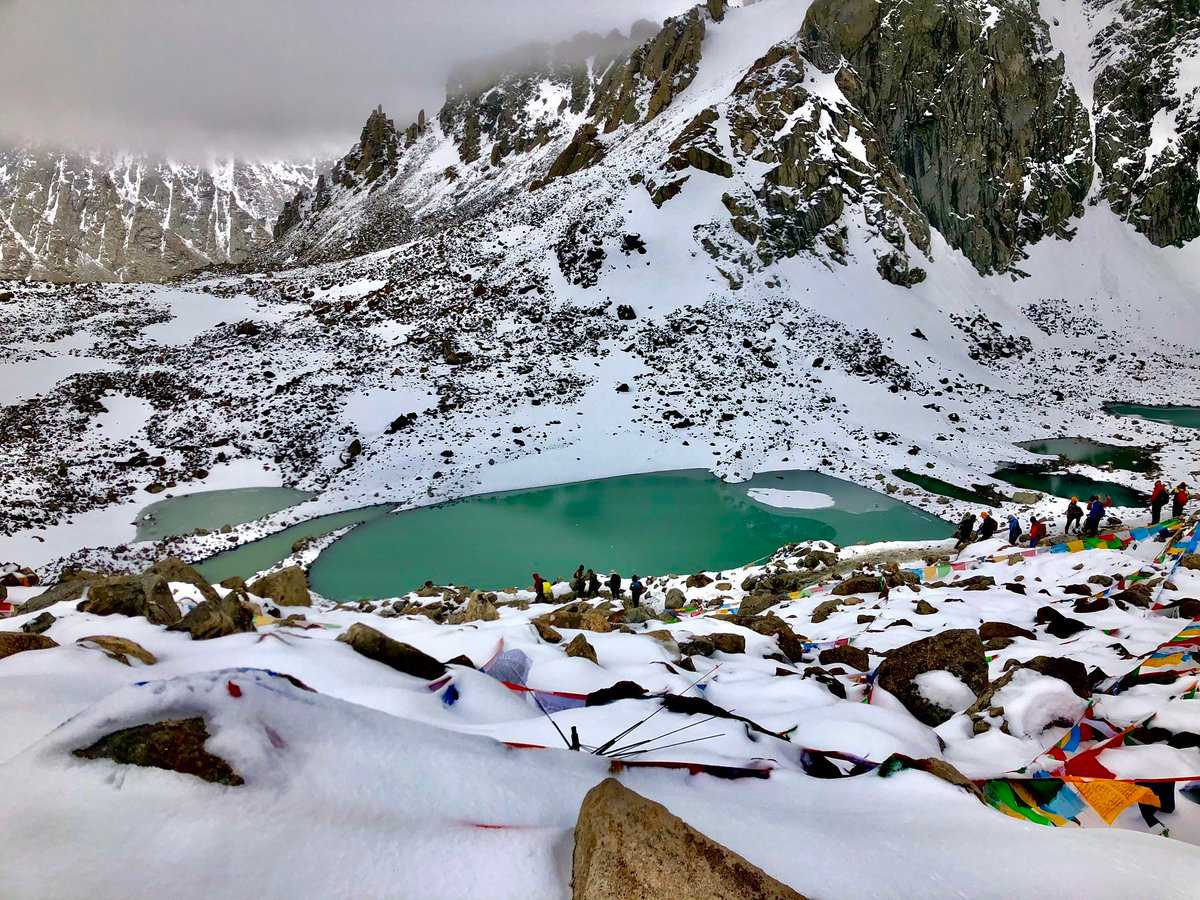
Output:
[629,575,645,607]
[1082,496,1105,537]
[1007,513,1021,545]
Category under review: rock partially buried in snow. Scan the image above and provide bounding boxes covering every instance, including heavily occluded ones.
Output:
[818,644,869,672]
[76,635,157,666]
[565,634,599,664]
[18,570,106,614]
[449,594,499,624]
[571,778,804,900]
[710,632,746,654]
[876,629,988,726]
[831,574,883,596]
[336,623,446,679]
[167,595,256,641]
[20,611,56,635]
[146,557,221,605]
[72,717,244,786]
[0,631,58,660]
[248,566,311,607]
[77,574,181,626]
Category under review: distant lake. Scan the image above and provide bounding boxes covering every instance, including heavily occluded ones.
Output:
[1105,403,1200,430]
[307,469,952,600]
[135,487,313,541]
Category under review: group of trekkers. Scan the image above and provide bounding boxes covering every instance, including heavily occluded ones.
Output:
[531,566,645,605]
[954,480,1190,552]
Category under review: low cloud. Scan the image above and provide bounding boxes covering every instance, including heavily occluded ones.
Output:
[0,0,693,160]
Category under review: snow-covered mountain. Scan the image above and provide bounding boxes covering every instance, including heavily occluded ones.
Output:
[270,0,1200,278]
[0,149,323,282]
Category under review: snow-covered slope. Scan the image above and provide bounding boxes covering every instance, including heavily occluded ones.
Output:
[3,530,1200,897]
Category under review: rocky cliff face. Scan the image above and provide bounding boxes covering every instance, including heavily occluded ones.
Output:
[266,0,1129,285]
[1091,0,1200,246]
[0,149,320,282]
[803,0,1093,274]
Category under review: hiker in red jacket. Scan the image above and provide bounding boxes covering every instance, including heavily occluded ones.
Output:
[1028,516,1048,548]
[1173,483,1190,519]
[1150,480,1168,524]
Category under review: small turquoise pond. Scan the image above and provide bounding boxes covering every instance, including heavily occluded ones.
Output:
[135,487,313,542]
[1106,403,1200,429]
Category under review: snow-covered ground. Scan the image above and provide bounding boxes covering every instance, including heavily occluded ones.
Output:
[3,527,1200,897]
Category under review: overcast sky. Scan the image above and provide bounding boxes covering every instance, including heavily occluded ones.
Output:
[0,0,694,161]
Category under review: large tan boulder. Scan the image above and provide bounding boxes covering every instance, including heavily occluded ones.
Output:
[448,593,499,625]
[76,635,157,666]
[572,779,804,899]
[0,632,58,661]
[248,566,311,607]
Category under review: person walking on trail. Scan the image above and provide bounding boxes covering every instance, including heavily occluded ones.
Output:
[1065,497,1083,535]
[1173,483,1190,519]
[1028,516,1048,548]
[978,511,998,540]
[954,511,977,550]
[1083,496,1105,537]
[532,572,545,601]
[1007,513,1021,545]
[629,575,645,607]
[1150,480,1169,524]
[607,571,622,602]
[586,568,600,598]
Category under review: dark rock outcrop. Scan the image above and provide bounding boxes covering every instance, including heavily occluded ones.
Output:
[168,595,256,641]
[876,628,988,725]
[336,623,447,679]
[77,574,182,625]
[73,717,244,786]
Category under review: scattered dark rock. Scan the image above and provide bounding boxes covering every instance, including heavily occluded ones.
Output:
[979,621,1035,642]
[585,681,648,706]
[248,566,311,607]
[710,633,746,654]
[20,612,56,635]
[818,644,869,672]
[18,570,106,614]
[1035,606,1090,638]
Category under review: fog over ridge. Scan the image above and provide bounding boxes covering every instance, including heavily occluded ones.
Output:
[0,0,694,161]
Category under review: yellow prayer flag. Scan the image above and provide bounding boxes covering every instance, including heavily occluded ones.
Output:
[1070,780,1159,826]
